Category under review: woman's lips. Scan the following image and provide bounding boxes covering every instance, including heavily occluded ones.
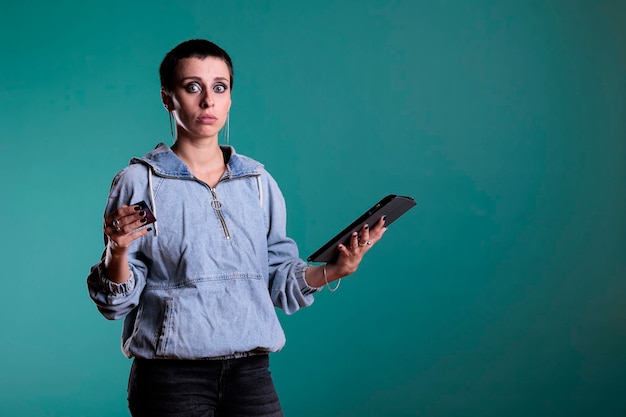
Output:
[198,114,217,124]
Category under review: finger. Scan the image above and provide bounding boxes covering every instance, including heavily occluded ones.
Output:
[105,204,149,232]
[349,232,360,250]
[104,205,127,230]
[370,225,388,242]
[117,204,144,217]
[359,224,370,247]
[363,222,388,247]
[370,215,386,231]
[108,223,153,250]
[129,225,153,240]
[337,243,351,258]
[104,218,123,235]
[120,207,150,228]
[106,216,129,235]
[115,213,152,237]
[105,203,145,222]
[130,214,151,230]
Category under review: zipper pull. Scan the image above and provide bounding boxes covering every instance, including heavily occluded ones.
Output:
[211,198,223,211]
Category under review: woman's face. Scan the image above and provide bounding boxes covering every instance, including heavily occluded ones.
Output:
[163,56,232,142]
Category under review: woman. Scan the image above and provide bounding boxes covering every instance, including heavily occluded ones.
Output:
[87,39,386,417]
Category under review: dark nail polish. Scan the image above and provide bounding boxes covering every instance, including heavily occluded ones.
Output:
[134,205,142,211]
[147,227,153,232]
[364,224,369,229]
[139,210,146,216]
[141,217,147,223]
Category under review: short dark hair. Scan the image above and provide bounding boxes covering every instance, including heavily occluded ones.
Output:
[159,39,234,92]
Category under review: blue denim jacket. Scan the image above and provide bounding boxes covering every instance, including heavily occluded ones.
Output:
[87,143,319,359]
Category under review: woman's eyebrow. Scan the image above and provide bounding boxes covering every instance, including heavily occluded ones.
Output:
[180,76,229,83]
[213,76,230,84]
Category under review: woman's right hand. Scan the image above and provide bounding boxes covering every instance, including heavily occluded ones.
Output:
[102,204,153,284]
[104,204,153,252]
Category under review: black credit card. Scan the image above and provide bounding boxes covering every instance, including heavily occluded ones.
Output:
[133,200,157,225]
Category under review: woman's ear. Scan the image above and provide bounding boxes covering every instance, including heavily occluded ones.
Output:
[161,89,173,111]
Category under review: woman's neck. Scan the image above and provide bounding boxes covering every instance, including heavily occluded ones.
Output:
[171,138,226,187]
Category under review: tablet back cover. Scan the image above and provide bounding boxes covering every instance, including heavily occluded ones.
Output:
[307,194,417,263]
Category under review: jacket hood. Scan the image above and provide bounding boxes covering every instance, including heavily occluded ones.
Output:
[129,142,263,180]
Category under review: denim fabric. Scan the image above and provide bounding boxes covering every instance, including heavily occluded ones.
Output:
[127,354,283,417]
[87,143,321,359]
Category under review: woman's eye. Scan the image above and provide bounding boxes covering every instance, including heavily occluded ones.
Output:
[213,83,227,93]
[185,82,202,93]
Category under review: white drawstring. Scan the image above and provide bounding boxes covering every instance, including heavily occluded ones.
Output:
[148,167,159,236]
[256,176,263,209]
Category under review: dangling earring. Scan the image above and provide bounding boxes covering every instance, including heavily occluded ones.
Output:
[222,112,230,145]
[168,111,176,142]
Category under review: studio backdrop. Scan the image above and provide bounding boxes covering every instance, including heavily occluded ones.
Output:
[0,1,624,416]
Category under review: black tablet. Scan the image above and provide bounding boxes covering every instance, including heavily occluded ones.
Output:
[307,194,417,263]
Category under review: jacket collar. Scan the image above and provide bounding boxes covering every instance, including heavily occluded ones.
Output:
[130,143,263,179]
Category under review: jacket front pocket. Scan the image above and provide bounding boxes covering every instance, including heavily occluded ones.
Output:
[155,297,174,357]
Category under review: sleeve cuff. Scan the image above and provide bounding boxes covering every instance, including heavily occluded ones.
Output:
[97,261,136,295]
[299,265,323,295]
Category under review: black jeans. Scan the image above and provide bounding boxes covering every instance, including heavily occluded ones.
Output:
[127,355,284,417]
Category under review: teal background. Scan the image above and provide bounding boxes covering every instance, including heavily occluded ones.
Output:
[1,1,624,416]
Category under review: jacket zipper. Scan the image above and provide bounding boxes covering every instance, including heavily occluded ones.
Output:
[151,168,260,241]
[208,186,231,240]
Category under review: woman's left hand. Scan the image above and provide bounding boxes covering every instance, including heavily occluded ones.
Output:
[326,215,388,279]
[304,216,387,287]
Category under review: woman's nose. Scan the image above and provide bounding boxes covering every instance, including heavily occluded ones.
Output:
[200,92,215,108]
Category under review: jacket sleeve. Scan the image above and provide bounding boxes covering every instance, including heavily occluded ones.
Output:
[263,171,322,315]
[86,167,150,320]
